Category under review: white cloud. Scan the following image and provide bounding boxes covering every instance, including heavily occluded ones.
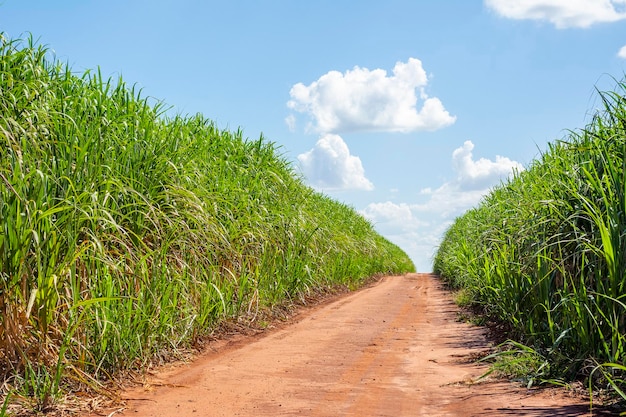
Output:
[360,201,436,272]
[618,44,626,58]
[360,141,523,271]
[453,140,524,190]
[284,114,296,132]
[417,140,523,214]
[415,184,489,218]
[287,58,456,134]
[297,134,374,191]
[361,202,428,233]
[485,0,626,28]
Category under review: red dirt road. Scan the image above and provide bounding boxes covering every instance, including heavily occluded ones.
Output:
[108,273,603,416]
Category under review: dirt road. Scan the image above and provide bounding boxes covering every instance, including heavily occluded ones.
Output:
[108,273,603,416]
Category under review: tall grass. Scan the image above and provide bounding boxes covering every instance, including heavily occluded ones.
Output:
[434,78,626,400]
[0,34,414,413]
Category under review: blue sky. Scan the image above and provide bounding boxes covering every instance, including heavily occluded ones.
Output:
[3,1,626,271]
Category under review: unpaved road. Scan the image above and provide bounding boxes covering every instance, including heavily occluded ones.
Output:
[107,273,607,416]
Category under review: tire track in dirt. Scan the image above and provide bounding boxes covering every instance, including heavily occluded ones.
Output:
[103,273,606,416]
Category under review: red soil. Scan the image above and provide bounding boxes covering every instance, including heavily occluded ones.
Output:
[97,273,612,416]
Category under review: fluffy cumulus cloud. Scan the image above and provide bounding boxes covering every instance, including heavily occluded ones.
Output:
[418,140,524,214]
[452,140,524,190]
[361,141,523,271]
[618,45,626,58]
[485,0,626,28]
[287,58,456,134]
[297,134,374,191]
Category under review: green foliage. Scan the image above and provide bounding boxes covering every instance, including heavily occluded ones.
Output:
[0,34,414,412]
[480,340,551,387]
[434,77,626,400]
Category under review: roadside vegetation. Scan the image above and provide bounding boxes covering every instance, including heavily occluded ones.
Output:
[434,78,626,404]
[0,34,414,414]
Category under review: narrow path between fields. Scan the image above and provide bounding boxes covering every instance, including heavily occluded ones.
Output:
[105,273,606,416]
